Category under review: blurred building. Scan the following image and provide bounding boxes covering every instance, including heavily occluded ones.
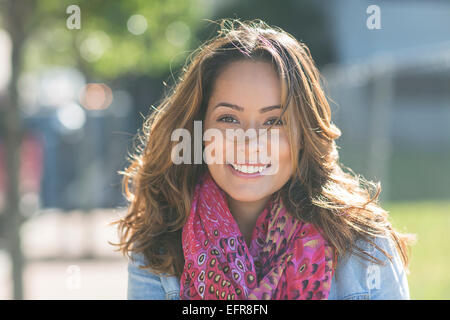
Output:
[321,0,450,201]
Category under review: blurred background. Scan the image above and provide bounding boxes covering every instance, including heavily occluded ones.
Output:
[0,0,448,299]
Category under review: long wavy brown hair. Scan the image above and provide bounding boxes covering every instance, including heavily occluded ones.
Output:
[111,19,415,279]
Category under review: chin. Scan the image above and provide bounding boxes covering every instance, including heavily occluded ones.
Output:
[225,189,270,203]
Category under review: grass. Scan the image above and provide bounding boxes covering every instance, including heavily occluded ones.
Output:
[385,201,450,299]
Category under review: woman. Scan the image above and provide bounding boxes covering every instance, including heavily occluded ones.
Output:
[113,19,415,300]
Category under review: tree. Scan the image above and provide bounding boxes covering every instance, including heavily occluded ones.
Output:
[0,0,207,299]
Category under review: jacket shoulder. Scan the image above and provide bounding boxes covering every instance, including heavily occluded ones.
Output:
[127,251,180,300]
[328,235,410,300]
[128,237,410,300]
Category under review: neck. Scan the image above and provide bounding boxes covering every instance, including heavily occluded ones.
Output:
[226,194,272,247]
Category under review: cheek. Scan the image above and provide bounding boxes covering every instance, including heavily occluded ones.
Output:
[279,135,291,162]
[264,131,292,176]
[277,135,293,177]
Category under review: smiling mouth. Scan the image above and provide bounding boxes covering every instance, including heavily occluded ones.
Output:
[228,163,271,174]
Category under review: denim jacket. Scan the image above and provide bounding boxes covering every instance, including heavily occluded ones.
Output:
[127,235,410,300]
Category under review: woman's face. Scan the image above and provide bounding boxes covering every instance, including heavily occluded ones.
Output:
[203,59,293,203]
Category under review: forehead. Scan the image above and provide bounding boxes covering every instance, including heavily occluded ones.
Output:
[207,60,281,111]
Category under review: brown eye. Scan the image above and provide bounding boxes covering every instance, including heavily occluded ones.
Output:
[265,117,284,126]
[217,115,238,123]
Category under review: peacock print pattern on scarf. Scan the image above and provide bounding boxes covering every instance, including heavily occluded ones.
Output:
[180,170,334,300]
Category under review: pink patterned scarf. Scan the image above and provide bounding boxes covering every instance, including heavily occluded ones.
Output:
[180,171,334,300]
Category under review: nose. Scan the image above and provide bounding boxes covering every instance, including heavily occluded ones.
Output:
[233,129,270,164]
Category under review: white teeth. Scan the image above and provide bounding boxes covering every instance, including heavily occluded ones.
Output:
[230,163,268,174]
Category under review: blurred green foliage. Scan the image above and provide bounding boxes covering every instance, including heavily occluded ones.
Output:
[16,0,334,81]
[22,0,210,79]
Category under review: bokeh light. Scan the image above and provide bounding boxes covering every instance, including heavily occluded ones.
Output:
[165,21,191,47]
[79,31,112,62]
[79,83,113,110]
[127,15,148,35]
[56,101,86,131]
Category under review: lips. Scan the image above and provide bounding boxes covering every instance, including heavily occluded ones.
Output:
[228,163,271,174]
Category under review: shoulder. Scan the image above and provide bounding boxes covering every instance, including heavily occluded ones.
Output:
[127,237,410,300]
[127,251,180,300]
[328,235,410,300]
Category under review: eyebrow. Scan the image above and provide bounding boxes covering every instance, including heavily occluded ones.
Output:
[213,102,281,113]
